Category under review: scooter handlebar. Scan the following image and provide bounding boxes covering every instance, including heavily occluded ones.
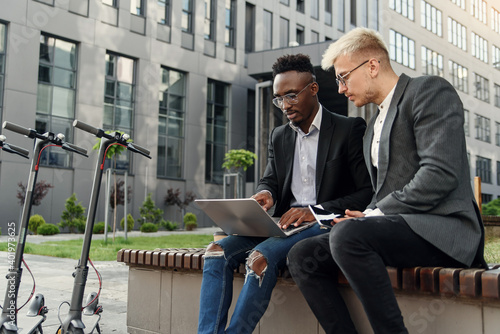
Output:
[73,120,101,137]
[4,143,30,158]
[2,121,34,137]
[62,142,88,157]
[127,143,152,159]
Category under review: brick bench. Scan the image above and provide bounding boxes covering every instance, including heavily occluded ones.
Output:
[118,248,500,334]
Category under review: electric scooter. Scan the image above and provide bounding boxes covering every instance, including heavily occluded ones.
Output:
[0,121,88,334]
[57,120,151,334]
[0,135,29,159]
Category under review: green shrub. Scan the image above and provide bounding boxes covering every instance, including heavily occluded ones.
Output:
[93,222,105,234]
[37,224,60,235]
[183,212,197,231]
[28,214,46,235]
[120,214,135,231]
[59,194,86,233]
[160,220,178,231]
[138,193,166,226]
[140,222,158,233]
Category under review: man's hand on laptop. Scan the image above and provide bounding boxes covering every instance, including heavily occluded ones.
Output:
[251,191,274,211]
[278,208,315,230]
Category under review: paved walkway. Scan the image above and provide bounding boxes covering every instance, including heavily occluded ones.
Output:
[0,227,221,333]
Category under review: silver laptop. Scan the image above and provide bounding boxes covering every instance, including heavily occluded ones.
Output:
[195,198,315,237]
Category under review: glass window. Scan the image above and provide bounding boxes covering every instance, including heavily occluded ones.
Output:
[471,32,488,63]
[421,46,443,76]
[296,24,304,45]
[280,0,289,5]
[297,0,304,13]
[311,30,319,43]
[493,8,500,33]
[474,73,490,102]
[103,52,136,171]
[245,3,255,53]
[36,34,77,168]
[497,161,500,185]
[325,0,332,25]
[182,0,193,33]
[389,29,415,69]
[225,0,236,47]
[263,10,273,50]
[448,60,468,93]
[204,0,216,40]
[476,156,491,184]
[448,17,467,51]
[494,83,500,108]
[103,0,117,6]
[157,67,186,179]
[130,0,144,16]
[338,0,345,31]
[350,0,357,26]
[158,0,171,25]
[475,114,491,142]
[451,0,465,10]
[389,0,414,20]
[421,1,442,36]
[496,122,500,146]
[493,45,500,71]
[311,0,319,19]
[206,80,229,184]
[471,0,487,24]
[280,17,289,48]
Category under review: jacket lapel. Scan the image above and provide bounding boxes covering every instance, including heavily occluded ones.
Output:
[282,125,296,196]
[376,74,411,193]
[316,109,334,197]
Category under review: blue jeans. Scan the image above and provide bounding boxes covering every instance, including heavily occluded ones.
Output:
[197,224,328,334]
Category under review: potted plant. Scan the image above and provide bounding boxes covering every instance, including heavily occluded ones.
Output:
[221,149,257,198]
[222,149,257,173]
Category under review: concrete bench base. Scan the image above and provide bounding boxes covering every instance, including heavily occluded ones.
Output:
[119,249,500,334]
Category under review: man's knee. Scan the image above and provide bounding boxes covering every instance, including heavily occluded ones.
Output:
[205,243,224,256]
[247,251,267,277]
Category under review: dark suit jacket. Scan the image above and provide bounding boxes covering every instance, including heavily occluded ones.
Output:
[255,107,372,217]
[363,74,486,267]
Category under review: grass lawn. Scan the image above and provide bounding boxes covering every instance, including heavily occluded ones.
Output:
[0,234,214,261]
[1,234,500,264]
[485,236,500,264]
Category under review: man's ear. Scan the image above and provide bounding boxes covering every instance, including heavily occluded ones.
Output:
[311,81,319,96]
[369,58,380,78]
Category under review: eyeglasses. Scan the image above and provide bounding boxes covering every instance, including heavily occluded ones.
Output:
[272,82,314,109]
[335,60,369,86]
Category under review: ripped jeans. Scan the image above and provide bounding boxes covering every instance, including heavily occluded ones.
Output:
[197,224,328,334]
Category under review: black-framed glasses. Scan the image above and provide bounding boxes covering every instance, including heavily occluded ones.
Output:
[272,82,314,110]
[335,60,369,86]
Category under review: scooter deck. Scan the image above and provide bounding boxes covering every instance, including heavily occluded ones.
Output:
[83,314,100,334]
[17,315,44,334]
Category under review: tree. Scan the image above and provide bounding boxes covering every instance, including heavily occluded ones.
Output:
[139,193,166,226]
[482,198,500,216]
[164,188,196,224]
[16,180,54,206]
[59,193,86,233]
[109,179,132,209]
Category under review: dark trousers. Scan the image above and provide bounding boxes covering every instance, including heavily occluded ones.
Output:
[287,215,464,334]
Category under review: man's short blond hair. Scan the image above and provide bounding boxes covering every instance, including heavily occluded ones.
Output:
[321,28,390,71]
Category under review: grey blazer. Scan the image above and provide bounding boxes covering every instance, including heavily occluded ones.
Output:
[363,74,485,267]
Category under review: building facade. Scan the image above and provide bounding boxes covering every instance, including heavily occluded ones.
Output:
[0,0,498,231]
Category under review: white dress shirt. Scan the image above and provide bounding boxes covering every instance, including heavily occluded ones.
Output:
[289,105,322,207]
[364,84,397,217]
